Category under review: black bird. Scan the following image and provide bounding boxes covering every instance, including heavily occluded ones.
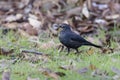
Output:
[58,23,102,54]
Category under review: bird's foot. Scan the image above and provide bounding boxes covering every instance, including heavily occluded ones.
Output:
[75,50,83,55]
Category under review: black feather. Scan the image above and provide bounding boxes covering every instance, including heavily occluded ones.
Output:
[58,23,102,54]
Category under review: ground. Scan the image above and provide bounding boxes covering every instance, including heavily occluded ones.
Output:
[0,29,120,80]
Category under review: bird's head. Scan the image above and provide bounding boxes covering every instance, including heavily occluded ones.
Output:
[59,23,71,30]
[52,23,71,32]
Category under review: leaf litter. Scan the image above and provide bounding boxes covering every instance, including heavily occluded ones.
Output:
[0,0,120,80]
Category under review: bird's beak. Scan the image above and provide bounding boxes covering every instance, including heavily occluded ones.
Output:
[59,24,63,28]
[58,25,64,31]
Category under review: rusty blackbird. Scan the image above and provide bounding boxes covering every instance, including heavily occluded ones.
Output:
[58,23,102,54]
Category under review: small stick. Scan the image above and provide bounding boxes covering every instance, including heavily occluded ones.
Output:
[21,49,43,55]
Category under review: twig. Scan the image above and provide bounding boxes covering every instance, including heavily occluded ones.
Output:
[20,49,44,55]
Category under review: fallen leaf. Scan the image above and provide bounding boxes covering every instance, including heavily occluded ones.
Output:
[67,0,78,5]
[101,48,114,54]
[92,3,108,10]
[66,7,82,18]
[56,43,66,53]
[19,23,38,36]
[28,14,42,28]
[0,1,12,11]
[0,48,14,56]
[94,19,107,25]
[40,40,55,49]
[59,60,77,71]
[87,48,94,55]
[5,15,17,22]
[15,14,23,20]
[89,63,97,70]
[105,14,120,20]
[59,65,74,70]
[5,14,23,22]
[78,26,94,33]
[98,4,108,10]
[82,3,90,18]
[18,29,31,38]
[3,22,18,29]
[24,23,38,35]
[39,68,59,80]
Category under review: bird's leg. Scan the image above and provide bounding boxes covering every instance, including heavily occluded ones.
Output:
[66,48,70,55]
[75,48,79,54]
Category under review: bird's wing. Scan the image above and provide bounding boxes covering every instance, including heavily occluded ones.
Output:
[67,32,102,48]
[70,33,90,45]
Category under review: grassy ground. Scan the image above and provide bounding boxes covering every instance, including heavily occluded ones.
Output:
[0,30,120,80]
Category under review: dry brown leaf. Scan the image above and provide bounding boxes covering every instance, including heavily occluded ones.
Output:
[94,19,107,25]
[36,0,59,11]
[66,7,82,18]
[109,2,120,13]
[67,0,78,5]
[59,65,72,70]
[82,2,90,18]
[87,48,94,55]
[5,14,23,22]
[78,26,94,33]
[18,29,31,38]
[92,3,108,10]
[3,22,18,29]
[28,18,41,29]
[0,1,12,11]
[89,63,97,70]
[43,72,59,80]
[5,15,16,22]
[39,68,59,80]
[56,43,66,53]
[0,48,14,56]
[40,40,55,49]
[105,14,120,20]
[59,64,75,70]
[87,0,92,10]
[101,48,114,54]
[20,23,38,36]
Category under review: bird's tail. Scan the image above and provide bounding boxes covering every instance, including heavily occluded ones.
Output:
[84,41,102,48]
[90,43,102,48]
